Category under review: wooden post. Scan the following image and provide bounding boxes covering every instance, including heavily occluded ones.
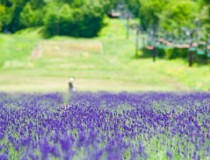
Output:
[142,36,145,57]
[207,35,210,58]
[153,30,157,62]
[207,34,210,51]
[153,46,157,62]
[126,15,130,40]
[135,28,139,57]
[189,31,193,67]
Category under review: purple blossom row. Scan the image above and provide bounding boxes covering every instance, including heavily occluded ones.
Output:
[0,92,209,160]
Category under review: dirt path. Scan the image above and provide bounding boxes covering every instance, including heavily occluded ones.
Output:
[30,40,103,59]
[31,44,42,59]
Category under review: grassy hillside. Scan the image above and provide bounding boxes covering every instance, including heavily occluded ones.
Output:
[0,19,209,92]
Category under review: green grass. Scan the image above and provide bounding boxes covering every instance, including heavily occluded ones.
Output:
[0,32,40,66]
[0,18,209,92]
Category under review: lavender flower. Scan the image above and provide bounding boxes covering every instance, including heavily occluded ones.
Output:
[0,92,209,159]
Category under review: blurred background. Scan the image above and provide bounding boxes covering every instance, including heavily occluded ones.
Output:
[0,0,209,92]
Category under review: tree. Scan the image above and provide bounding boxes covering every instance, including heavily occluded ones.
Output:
[159,0,199,32]
[0,3,12,31]
[139,0,168,30]
[20,1,45,27]
[199,0,210,32]
[43,0,108,37]
[0,0,126,36]
[125,0,140,16]
[3,0,29,32]
[0,5,6,31]
[20,2,35,27]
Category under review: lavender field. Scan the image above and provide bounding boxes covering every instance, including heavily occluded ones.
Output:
[0,92,209,160]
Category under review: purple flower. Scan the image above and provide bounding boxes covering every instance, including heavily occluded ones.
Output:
[166,150,173,159]
[39,139,51,160]
[21,136,31,146]
[0,92,209,159]
[138,141,145,155]
[60,133,75,160]
[0,133,4,140]
[29,153,39,160]
[49,146,60,157]
[0,154,8,160]
[92,149,104,160]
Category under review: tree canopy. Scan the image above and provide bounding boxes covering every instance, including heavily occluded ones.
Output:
[0,0,209,37]
[117,0,209,35]
[0,0,114,37]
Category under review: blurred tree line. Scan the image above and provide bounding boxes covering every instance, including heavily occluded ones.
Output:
[0,0,114,37]
[0,0,209,37]
[124,0,210,38]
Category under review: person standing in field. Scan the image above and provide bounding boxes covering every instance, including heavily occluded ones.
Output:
[68,77,75,93]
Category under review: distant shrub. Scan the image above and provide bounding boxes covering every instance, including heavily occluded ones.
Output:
[43,2,107,38]
[142,47,209,63]
[143,47,188,59]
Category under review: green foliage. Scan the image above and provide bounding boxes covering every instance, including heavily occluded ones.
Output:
[124,0,140,16]
[0,0,209,37]
[134,0,209,35]
[4,0,29,32]
[43,3,71,37]
[0,4,11,31]
[139,0,167,30]
[142,46,210,65]
[159,0,199,32]
[43,1,106,37]
[0,5,6,31]
[203,0,210,4]
[143,47,190,59]
[20,2,35,27]
[19,1,45,27]
[199,0,210,32]
[0,0,113,37]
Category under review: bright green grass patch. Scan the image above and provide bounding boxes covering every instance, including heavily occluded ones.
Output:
[0,33,40,67]
[0,18,209,92]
